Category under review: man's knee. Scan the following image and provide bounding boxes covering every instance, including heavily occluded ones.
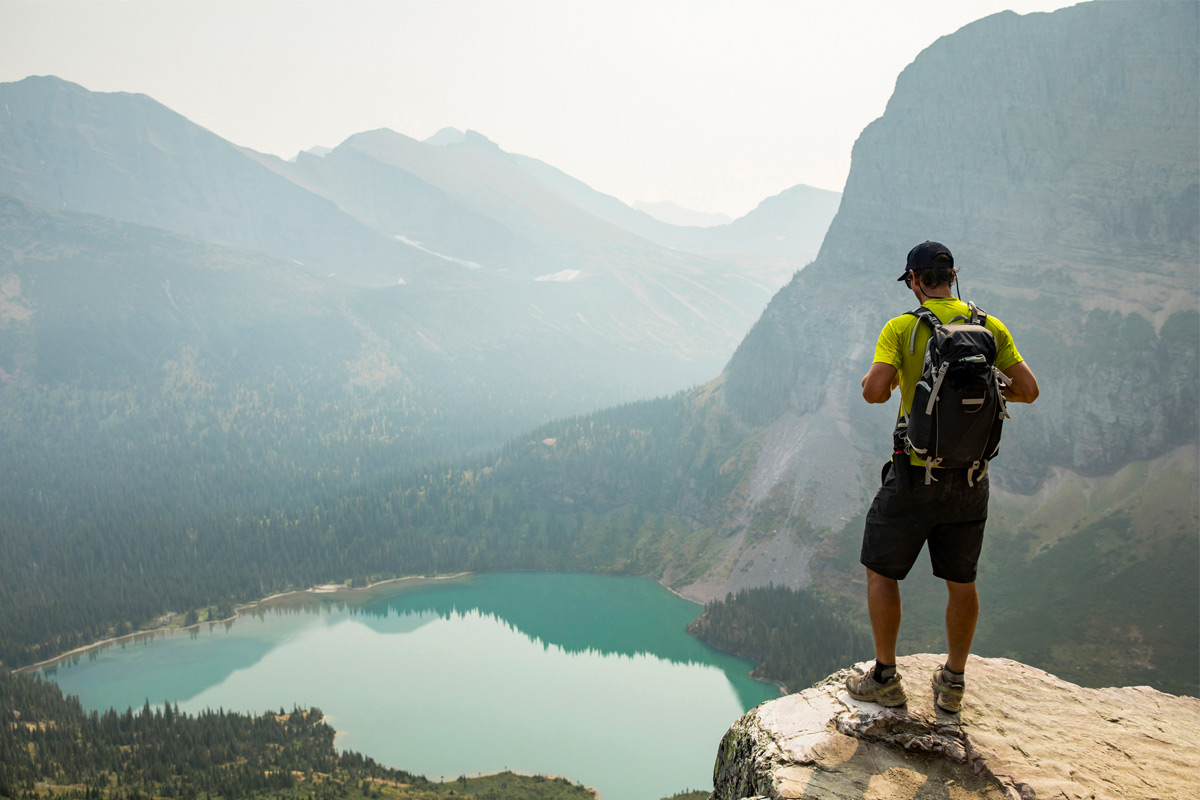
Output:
[867,568,900,586]
[944,579,978,604]
[867,569,902,599]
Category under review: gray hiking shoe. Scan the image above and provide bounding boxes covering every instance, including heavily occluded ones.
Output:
[845,669,908,707]
[931,667,965,713]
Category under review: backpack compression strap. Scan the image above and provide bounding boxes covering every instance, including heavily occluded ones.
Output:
[970,303,989,328]
[906,307,943,354]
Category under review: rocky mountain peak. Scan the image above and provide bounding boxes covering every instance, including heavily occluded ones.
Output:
[461,129,501,150]
[424,126,467,146]
[713,654,1200,800]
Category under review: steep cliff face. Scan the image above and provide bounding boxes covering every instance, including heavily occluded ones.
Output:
[836,4,1198,269]
[712,654,1200,800]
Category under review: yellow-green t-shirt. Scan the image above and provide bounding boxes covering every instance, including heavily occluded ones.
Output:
[873,298,1024,466]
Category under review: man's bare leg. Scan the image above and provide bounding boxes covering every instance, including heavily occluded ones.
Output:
[944,579,979,672]
[867,568,902,665]
[846,567,908,705]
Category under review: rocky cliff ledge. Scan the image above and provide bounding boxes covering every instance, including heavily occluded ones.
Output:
[712,654,1198,800]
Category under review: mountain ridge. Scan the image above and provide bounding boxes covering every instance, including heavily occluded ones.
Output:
[633,200,732,228]
[0,73,838,424]
[0,75,448,286]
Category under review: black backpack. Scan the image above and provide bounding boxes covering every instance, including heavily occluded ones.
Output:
[895,303,1010,486]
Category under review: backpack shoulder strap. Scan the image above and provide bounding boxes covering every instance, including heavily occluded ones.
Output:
[905,306,942,354]
[968,301,989,327]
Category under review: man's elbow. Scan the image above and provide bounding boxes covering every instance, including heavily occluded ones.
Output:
[862,386,891,404]
[1003,363,1039,404]
[1006,382,1039,404]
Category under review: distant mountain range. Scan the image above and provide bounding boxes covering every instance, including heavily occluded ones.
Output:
[0,75,840,430]
[632,200,732,228]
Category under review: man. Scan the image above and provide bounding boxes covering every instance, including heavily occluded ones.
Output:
[846,241,1039,713]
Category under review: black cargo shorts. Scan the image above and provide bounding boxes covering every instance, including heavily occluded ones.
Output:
[860,461,989,583]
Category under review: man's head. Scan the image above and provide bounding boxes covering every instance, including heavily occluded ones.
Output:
[898,240,956,290]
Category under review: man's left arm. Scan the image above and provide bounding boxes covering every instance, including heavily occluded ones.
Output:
[990,317,1039,403]
[1002,361,1039,403]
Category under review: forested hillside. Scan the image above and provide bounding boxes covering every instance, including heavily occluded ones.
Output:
[687,586,873,694]
[0,390,740,667]
[0,670,593,800]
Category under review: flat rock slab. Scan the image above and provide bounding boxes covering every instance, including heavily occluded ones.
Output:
[712,654,1200,800]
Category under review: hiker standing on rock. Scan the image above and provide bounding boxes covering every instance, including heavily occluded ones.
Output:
[846,241,1039,713]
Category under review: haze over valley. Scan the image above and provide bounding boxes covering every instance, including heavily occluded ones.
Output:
[1,2,1197,799]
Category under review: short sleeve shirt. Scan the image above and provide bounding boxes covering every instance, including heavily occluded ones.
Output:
[874,297,1024,466]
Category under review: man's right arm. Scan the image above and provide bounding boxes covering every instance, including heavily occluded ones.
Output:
[865,318,903,404]
[862,362,899,404]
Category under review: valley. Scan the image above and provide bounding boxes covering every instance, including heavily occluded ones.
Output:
[0,2,1197,798]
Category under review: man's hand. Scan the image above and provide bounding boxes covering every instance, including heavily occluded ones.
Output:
[862,363,899,404]
[1001,361,1040,403]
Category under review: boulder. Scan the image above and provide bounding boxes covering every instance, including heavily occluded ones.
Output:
[712,653,1199,800]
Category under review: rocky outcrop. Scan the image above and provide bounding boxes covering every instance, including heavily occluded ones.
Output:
[712,654,1200,800]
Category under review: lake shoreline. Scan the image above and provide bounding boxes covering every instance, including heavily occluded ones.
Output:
[18,571,734,686]
[17,572,473,675]
[30,571,768,800]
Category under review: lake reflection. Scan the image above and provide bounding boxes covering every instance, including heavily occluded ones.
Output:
[45,573,779,800]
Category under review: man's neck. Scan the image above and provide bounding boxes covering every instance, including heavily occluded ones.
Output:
[915,288,955,302]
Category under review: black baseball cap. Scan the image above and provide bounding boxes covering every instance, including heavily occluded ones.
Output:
[897,241,954,281]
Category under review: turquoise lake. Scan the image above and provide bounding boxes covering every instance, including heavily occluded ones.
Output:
[42,572,780,800]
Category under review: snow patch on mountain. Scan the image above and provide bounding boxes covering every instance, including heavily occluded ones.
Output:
[533,270,581,282]
[393,235,481,269]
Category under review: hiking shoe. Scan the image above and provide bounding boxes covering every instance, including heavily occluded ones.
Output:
[845,670,908,707]
[931,667,965,713]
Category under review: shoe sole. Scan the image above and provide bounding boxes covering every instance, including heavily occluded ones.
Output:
[846,685,908,707]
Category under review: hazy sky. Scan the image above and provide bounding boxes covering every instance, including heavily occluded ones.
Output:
[1,0,1079,217]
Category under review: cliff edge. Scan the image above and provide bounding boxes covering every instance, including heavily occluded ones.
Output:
[712,654,1199,800]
